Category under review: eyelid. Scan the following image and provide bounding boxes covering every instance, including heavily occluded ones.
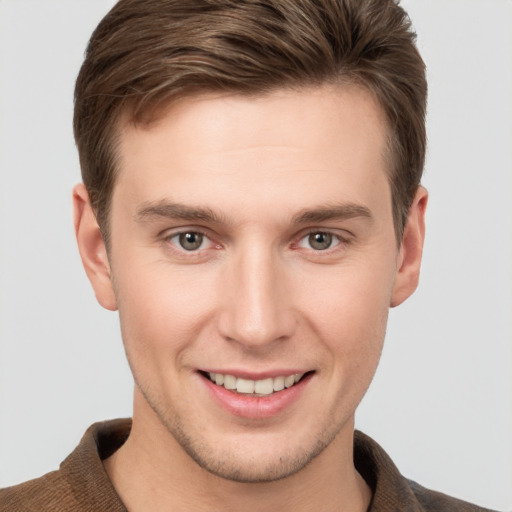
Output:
[293,229,352,251]
[162,227,220,253]
[161,225,211,240]
[159,225,352,255]
[171,232,210,250]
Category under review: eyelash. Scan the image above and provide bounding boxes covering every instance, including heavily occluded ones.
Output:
[294,231,350,252]
[162,228,351,256]
[165,230,219,254]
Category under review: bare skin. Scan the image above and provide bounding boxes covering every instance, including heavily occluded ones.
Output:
[104,395,371,512]
[74,84,427,512]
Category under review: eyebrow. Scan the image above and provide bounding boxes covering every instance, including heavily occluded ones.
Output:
[291,203,373,225]
[134,200,372,226]
[135,201,224,224]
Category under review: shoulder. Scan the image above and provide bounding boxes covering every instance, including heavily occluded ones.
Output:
[407,480,498,512]
[0,419,130,512]
[0,470,78,512]
[354,431,499,512]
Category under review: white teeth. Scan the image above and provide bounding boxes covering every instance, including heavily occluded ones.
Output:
[236,378,255,394]
[254,378,274,396]
[207,372,305,395]
[223,374,237,390]
[273,376,285,391]
[284,375,295,388]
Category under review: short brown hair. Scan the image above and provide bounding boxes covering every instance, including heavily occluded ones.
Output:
[74,0,427,244]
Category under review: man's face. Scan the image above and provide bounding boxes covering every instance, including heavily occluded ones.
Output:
[85,85,419,481]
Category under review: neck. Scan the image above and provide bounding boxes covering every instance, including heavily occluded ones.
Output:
[104,394,372,512]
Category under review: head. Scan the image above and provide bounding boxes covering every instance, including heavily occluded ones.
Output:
[74,0,426,247]
[73,0,428,485]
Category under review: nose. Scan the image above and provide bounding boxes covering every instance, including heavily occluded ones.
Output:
[217,244,296,349]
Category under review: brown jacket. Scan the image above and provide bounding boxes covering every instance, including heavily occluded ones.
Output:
[0,419,498,511]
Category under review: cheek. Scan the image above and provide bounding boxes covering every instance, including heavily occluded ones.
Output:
[295,257,394,362]
[299,256,394,319]
[303,267,391,413]
[112,261,219,367]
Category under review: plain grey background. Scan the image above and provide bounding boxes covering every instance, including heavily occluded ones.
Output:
[0,1,511,510]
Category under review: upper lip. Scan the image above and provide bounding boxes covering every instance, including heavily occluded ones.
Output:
[200,369,312,380]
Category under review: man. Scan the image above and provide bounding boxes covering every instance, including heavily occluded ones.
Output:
[0,0,501,511]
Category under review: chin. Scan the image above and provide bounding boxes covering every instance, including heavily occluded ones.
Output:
[149,400,343,483]
[172,425,335,483]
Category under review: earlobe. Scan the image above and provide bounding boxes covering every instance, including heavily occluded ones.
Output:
[73,183,118,311]
[390,186,428,308]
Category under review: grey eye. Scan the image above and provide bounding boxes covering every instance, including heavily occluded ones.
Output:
[178,232,204,251]
[308,232,333,250]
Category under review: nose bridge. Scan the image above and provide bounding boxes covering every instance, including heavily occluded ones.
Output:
[218,239,295,347]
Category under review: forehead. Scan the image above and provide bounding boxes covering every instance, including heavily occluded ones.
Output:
[113,85,391,219]
[126,84,389,152]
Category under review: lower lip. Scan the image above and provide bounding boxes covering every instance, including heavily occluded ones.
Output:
[200,373,312,419]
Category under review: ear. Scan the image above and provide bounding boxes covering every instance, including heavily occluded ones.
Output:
[390,186,428,308]
[73,183,118,311]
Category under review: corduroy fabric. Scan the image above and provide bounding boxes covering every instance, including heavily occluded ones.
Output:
[1,419,497,511]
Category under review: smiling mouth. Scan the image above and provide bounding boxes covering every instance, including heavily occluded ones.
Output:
[202,371,309,396]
